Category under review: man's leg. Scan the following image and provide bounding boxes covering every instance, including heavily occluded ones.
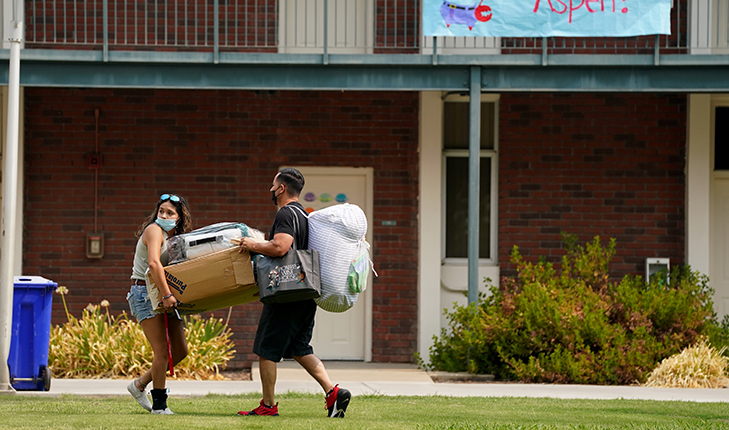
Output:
[294,354,351,418]
[238,357,279,416]
[293,354,333,393]
[260,357,278,407]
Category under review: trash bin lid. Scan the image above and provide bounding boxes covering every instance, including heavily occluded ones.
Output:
[13,276,57,289]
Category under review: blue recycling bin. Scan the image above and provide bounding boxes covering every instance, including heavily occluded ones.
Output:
[7,276,57,391]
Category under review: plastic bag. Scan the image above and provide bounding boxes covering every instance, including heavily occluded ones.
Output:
[347,239,375,294]
[167,222,264,265]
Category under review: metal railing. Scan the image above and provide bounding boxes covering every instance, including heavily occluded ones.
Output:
[23,0,695,56]
[26,0,279,50]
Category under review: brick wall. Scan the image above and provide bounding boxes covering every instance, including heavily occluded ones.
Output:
[26,0,279,51]
[23,88,419,368]
[374,0,420,53]
[499,93,686,278]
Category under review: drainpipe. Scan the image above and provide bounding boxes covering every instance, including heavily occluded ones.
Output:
[0,12,23,394]
[468,66,481,305]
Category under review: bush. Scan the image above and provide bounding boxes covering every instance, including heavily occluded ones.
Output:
[420,235,721,385]
[49,289,235,379]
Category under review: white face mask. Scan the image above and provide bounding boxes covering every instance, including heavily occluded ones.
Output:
[155,217,177,232]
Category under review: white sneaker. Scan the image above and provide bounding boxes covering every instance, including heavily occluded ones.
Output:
[126,381,152,412]
[151,408,174,415]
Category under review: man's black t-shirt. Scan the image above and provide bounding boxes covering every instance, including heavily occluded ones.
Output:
[269,201,308,250]
[254,200,315,362]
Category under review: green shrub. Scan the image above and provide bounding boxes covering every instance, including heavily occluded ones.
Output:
[49,289,235,379]
[420,235,721,385]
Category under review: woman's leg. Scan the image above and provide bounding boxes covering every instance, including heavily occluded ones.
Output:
[167,315,188,366]
[134,369,152,390]
[139,314,170,390]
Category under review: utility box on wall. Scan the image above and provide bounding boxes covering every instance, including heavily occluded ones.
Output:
[646,258,670,282]
[86,233,104,259]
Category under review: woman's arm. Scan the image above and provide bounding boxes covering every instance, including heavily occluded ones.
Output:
[143,224,177,310]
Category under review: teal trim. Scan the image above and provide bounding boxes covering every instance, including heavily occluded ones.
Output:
[7,50,729,67]
[479,66,729,92]
[4,62,471,90]
[0,57,727,91]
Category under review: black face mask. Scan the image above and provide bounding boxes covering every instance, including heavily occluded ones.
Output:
[271,187,281,206]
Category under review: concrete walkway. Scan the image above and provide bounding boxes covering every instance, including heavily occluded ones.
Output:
[10,361,729,403]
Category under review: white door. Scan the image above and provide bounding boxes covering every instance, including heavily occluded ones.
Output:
[290,166,373,360]
[711,175,729,319]
[279,0,373,54]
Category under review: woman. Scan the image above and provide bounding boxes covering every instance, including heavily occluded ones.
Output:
[126,193,193,414]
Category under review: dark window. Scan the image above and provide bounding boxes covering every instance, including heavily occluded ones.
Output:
[444,157,492,259]
[443,102,495,150]
[716,107,729,170]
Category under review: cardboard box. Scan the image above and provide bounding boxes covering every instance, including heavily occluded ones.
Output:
[146,246,259,315]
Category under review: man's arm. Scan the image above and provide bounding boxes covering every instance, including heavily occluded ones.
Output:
[240,232,293,257]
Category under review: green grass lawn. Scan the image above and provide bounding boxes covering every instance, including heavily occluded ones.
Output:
[1,392,727,429]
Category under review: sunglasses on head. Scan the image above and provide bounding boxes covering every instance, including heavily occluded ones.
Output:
[160,194,180,203]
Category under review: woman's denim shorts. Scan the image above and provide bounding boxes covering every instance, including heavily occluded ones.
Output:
[126,284,156,323]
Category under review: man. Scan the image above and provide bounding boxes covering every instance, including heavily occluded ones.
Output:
[237,167,351,418]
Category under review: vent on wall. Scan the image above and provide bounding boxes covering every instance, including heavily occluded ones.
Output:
[646,258,670,283]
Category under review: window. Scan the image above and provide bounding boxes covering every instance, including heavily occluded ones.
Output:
[442,98,498,262]
[715,107,729,170]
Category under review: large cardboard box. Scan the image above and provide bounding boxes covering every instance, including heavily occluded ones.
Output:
[146,247,259,315]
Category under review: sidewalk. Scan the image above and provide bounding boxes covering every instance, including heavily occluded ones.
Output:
[11,361,729,403]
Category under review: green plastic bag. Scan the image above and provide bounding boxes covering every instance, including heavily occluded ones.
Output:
[347,241,375,293]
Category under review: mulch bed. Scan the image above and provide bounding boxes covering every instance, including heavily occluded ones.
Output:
[219,369,252,381]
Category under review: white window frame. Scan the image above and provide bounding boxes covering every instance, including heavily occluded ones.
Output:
[441,93,499,266]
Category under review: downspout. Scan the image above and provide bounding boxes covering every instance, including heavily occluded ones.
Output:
[0,8,23,394]
[468,66,481,305]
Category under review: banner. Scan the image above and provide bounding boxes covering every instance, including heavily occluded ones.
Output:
[423,0,672,37]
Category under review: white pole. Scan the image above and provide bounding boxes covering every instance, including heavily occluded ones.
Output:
[0,16,23,394]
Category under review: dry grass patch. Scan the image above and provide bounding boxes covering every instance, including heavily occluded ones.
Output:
[644,337,729,388]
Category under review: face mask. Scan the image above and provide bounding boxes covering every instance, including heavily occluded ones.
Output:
[271,187,282,206]
[155,218,177,232]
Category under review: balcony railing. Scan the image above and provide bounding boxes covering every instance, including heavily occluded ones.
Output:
[22,0,700,57]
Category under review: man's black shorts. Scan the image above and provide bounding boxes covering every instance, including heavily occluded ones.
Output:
[253,299,317,362]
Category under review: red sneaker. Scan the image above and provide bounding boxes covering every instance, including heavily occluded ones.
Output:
[325,384,351,418]
[238,399,279,416]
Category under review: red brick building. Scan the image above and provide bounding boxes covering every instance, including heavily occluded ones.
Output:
[3,0,728,368]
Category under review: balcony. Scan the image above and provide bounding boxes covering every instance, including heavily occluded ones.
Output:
[20,0,726,61]
[8,0,729,92]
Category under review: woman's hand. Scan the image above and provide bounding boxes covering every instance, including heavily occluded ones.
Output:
[160,294,178,310]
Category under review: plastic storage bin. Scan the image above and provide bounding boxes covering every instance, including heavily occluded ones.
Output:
[7,276,58,391]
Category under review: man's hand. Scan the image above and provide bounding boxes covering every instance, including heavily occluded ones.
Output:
[238,236,266,254]
[238,236,252,253]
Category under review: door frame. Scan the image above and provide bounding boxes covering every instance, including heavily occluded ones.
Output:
[710,95,729,318]
[688,94,729,319]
